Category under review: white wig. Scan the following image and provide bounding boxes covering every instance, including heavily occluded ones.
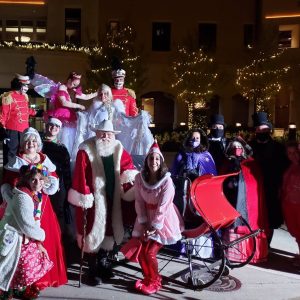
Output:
[21,127,43,152]
[97,83,113,102]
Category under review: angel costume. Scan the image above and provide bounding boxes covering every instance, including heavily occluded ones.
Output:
[71,99,154,168]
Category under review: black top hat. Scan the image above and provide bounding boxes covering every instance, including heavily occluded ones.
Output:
[209,114,226,127]
[252,112,272,128]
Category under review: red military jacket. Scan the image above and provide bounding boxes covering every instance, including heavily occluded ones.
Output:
[0,91,36,132]
[111,87,138,117]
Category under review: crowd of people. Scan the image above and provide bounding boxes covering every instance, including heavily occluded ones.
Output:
[0,68,299,299]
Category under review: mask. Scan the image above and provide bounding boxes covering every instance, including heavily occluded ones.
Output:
[189,139,200,148]
[233,148,243,157]
[114,77,124,90]
[20,84,29,94]
[211,128,224,139]
[256,132,270,143]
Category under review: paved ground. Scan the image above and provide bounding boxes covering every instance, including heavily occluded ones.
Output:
[38,228,300,300]
[1,146,300,299]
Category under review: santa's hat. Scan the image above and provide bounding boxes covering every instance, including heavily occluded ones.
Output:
[147,140,164,161]
[47,117,62,128]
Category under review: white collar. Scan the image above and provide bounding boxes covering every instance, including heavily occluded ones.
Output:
[140,172,171,190]
[4,155,56,173]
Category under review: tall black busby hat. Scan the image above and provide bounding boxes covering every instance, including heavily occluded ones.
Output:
[252,112,272,129]
[209,114,226,127]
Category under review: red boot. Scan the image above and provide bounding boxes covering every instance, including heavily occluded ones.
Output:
[140,277,162,295]
[135,242,151,292]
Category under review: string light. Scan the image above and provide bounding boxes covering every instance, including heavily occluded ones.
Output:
[86,25,144,93]
[0,41,103,55]
[171,46,218,128]
[236,49,290,112]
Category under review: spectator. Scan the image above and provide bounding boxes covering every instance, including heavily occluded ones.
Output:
[281,141,300,267]
[249,112,289,245]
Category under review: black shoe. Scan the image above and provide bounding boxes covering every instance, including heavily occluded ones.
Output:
[86,271,102,286]
[98,258,115,282]
[98,266,115,282]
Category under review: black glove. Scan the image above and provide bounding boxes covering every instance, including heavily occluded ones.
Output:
[0,127,8,141]
[35,109,44,118]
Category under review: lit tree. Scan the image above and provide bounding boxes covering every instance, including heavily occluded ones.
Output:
[171,47,218,128]
[236,49,290,112]
[86,25,146,100]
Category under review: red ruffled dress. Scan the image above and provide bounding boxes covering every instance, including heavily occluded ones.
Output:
[2,153,68,289]
[281,164,300,245]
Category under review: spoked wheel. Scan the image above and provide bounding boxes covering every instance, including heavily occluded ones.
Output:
[222,217,257,268]
[184,231,225,290]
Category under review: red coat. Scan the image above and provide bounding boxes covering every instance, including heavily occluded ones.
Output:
[1,153,67,288]
[68,139,139,253]
[111,87,138,116]
[0,91,36,132]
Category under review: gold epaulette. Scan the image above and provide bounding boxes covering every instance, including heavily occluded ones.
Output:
[126,88,136,99]
[1,92,13,105]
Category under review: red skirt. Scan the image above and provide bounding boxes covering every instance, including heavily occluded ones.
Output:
[283,201,300,244]
[35,196,68,289]
[224,227,268,264]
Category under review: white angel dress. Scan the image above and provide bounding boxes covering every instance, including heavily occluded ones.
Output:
[71,99,154,170]
[71,99,124,166]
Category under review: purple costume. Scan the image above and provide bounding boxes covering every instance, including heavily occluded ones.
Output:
[171,150,217,178]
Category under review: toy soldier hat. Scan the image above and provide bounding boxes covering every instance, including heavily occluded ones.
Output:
[15,73,30,84]
[252,112,272,129]
[209,114,226,127]
[111,69,126,78]
[47,117,62,128]
[90,119,121,134]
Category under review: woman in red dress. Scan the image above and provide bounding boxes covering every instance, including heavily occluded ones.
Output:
[1,127,67,289]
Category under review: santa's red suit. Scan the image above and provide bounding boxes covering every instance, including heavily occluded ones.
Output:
[111,87,138,117]
[68,138,139,253]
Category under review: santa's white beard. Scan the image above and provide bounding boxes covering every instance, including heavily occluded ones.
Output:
[95,138,117,157]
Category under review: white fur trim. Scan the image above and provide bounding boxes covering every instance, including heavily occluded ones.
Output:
[139,172,171,190]
[68,188,94,209]
[1,183,13,202]
[121,186,135,202]
[4,155,56,173]
[120,169,139,185]
[76,139,125,253]
[113,99,125,114]
[42,175,59,195]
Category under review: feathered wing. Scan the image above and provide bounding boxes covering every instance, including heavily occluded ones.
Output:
[115,110,154,155]
[30,73,60,99]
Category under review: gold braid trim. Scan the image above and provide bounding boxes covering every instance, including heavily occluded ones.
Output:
[1,92,13,105]
[126,88,136,99]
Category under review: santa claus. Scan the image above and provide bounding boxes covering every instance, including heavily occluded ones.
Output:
[68,118,138,285]
[111,68,138,117]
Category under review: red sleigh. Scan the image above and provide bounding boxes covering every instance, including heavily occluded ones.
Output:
[119,172,261,290]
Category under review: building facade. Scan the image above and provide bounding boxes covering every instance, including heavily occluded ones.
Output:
[0,0,299,131]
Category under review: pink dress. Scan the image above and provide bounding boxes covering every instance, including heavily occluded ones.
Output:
[281,164,300,244]
[47,84,82,125]
[132,172,183,245]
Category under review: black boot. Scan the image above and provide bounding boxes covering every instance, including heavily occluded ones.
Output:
[97,249,115,282]
[87,254,102,286]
